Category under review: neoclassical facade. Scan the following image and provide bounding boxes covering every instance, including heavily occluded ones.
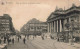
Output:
[47,4,80,38]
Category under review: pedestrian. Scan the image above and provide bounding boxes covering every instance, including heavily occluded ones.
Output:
[18,37,19,42]
[42,36,44,40]
[73,37,75,42]
[4,39,6,43]
[0,38,2,44]
[7,38,10,45]
[23,38,26,44]
[4,37,6,43]
[33,36,34,39]
[20,35,21,39]
[57,38,59,41]
[12,38,14,44]
[9,38,11,42]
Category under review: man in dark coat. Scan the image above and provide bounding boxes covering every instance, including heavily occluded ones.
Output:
[23,38,26,44]
[0,38,1,44]
[4,37,6,43]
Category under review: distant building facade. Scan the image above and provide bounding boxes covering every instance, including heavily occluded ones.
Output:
[21,18,47,35]
[0,14,15,35]
[47,4,80,40]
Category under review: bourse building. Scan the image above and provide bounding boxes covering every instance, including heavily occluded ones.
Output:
[47,4,80,42]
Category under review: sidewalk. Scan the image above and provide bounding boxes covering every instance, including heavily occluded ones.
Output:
[54,40,80,49]
[73,43,80,48]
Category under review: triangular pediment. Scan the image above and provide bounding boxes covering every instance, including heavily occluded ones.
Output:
[47,12,56,20]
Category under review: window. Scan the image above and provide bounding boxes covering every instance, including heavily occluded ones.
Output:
[6,23,9,24]
[6,28,9,31]
[31,27,34,29]
[2,20,5,21]
[2,23,5,24]
[6,20,9,22]
[37,27,41,29]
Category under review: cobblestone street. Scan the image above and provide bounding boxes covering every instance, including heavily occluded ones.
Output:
[7,36,80,49]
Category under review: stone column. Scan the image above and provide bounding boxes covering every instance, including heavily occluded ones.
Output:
[53,21,54,32]
[48,23,49,33]
[50,23,51,33]
[60,19,62,32]
[48,23,50,33]
[51,22,52,33]
[57,20,58,32]
[55,20,57,32]
[69,17,71,23]
[64,19,67,31]
[54,21,55,32]
[51,22,54,33]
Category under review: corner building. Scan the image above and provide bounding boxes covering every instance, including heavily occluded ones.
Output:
[0,14,15,35]
[21,18,47,35]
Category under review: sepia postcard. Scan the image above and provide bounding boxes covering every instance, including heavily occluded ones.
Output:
[0,0,80,49]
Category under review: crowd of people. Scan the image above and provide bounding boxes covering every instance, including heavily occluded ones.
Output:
[0,33,49,46]
[0,35,26,45]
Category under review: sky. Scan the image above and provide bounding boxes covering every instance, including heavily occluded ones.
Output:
[0,0,80,31]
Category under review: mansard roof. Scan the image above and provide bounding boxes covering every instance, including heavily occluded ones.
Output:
[27,18,43,24]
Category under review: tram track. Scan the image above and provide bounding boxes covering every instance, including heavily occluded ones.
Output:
[26,40,38,49]
[53,41,64,49]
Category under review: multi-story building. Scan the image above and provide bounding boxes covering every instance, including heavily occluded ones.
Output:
[47,4,80,41]
[21,18,47,35]
[0,14,15,36]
